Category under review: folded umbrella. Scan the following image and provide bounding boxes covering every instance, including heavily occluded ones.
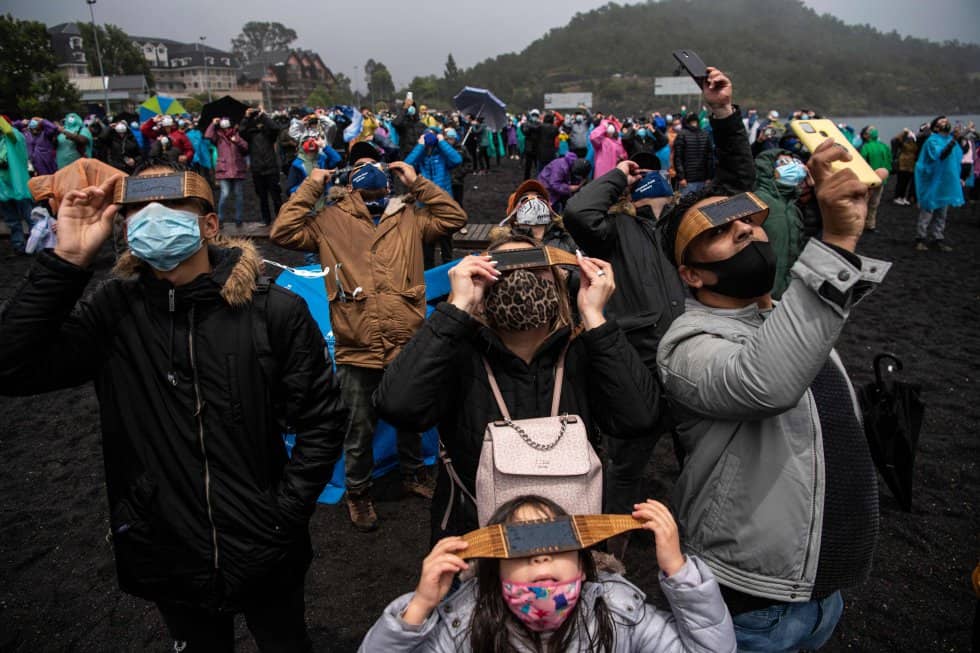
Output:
[196,95,248,131]
[857,353,925,512]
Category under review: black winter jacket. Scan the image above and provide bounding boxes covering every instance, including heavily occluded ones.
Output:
[375,303,660,544]
[393,110,427,159]
[537,123,560,165]
[564,108,755,375]
[674,124,714,183]
[0,241,348,610]
[99,130,142,172]
[240,113,282,176]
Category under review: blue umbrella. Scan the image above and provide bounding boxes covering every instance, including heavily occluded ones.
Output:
[453,86,507,131]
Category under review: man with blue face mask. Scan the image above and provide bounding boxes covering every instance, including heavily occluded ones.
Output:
[273,140,467,532]
[0,161,349,651]
[753,149,809,299]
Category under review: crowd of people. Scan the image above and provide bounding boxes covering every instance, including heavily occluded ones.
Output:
[0,59,977,652]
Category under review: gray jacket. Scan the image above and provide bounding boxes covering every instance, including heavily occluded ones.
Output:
[657,239,889,602]
[359,556,735,652]
[567,117,592,150]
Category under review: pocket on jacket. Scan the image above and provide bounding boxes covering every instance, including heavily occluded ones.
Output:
[330,300,370,349]
[699,452,741,545]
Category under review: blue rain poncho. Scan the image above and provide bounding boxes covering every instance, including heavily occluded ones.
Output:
[914,133,964,211]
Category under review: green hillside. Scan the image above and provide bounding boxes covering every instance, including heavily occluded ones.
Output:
[409,0,980,115]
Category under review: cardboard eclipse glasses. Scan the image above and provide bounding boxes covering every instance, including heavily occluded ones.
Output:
[459,514,645,560]
[674,191,769,264]
[483,246,580,272]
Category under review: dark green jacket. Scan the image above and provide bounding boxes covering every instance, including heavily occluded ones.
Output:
[754,149,803,300]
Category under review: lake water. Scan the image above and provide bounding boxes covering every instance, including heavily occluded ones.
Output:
[833,114,979,138]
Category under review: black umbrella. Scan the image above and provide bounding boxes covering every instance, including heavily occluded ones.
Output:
[111,111,139,125]
[857,353,925,512]
[197,95,248,131]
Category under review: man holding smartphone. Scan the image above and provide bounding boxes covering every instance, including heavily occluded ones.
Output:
[657,139,889,652]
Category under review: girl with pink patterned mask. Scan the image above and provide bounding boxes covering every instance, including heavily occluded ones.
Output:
[359,495,736,652]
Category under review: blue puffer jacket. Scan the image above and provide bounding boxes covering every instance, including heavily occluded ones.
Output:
[404,140,462,194]
[286,148,342,195]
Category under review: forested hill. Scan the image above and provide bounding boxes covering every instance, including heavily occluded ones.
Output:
[448,0,980,115]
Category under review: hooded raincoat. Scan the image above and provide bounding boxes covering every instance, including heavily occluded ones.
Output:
[55,113,92,170]
[915,132,965,211]
[753,149,804,300]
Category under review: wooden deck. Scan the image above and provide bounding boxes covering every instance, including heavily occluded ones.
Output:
[452,223,497,251]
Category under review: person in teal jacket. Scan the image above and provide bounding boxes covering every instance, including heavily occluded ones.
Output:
[55,113,92,170]
[0,115,33,253]
[914,116,964,251]
[754,149,806,299]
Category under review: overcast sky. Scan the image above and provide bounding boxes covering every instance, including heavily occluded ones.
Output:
[9,0,979,89]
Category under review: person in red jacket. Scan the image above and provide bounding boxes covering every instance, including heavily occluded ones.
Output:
[140,114,194,163]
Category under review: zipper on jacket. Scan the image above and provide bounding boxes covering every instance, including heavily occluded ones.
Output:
[188,305,221,570]
[799,389,819,580]
[166,289,178,387]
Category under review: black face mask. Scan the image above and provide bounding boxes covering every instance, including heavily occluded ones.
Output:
[689,240,776,299]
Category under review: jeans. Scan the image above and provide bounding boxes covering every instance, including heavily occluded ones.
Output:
[732,591,843,653]
[218,178,244,225]
[680,180,707,196]
[0,199,31,252]
[916,206,948,241]
[336,364,423,493]
[157,581,312,653]
[253,172,283,225]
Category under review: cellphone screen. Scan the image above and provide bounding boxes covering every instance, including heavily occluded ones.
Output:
[505,518,579,557]
[699,194,764,225]
[121,175,185,203]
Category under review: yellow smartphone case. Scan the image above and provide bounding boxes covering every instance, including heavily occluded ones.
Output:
[790,119,883,187]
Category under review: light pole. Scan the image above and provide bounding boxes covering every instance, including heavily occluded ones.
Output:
[85,0,110,115]
[353,65,359,106]
[200,36,212,102]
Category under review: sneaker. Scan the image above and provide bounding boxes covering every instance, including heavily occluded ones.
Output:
[936,242,953,252]
[402,467,436,500]
[345,492,379,532]
[915,241,929,251]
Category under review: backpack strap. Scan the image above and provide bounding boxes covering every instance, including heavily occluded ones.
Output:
[251,276,279,385]
[482,342,570,421]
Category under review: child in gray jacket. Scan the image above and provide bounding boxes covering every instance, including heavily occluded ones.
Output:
[359,495,735,652]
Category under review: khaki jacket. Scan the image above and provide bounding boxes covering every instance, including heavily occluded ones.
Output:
[271,175,466,368]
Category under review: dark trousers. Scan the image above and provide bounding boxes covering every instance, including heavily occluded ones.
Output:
[523,154,538,180]
[477,146,491,172]
[337,364,423,493]
[894,170,913,200]
[424,236,454,269]
[253,172,283,225]
[602,434,662,514]
[451,182,464,206]
[157,582,311,653]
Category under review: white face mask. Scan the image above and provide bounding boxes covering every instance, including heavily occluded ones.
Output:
[219,119,231,129]
[606,125,616,137]
[115,123,128,134]
[161,116,174,127]
[514,197,553,226]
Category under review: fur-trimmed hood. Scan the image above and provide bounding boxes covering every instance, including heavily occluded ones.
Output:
[112,235,264,307]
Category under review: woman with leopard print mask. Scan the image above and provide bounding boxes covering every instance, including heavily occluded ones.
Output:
[376,234,661,545]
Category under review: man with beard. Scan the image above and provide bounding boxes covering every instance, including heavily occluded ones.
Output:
[272,141,467,532]
[656,138,889,652]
